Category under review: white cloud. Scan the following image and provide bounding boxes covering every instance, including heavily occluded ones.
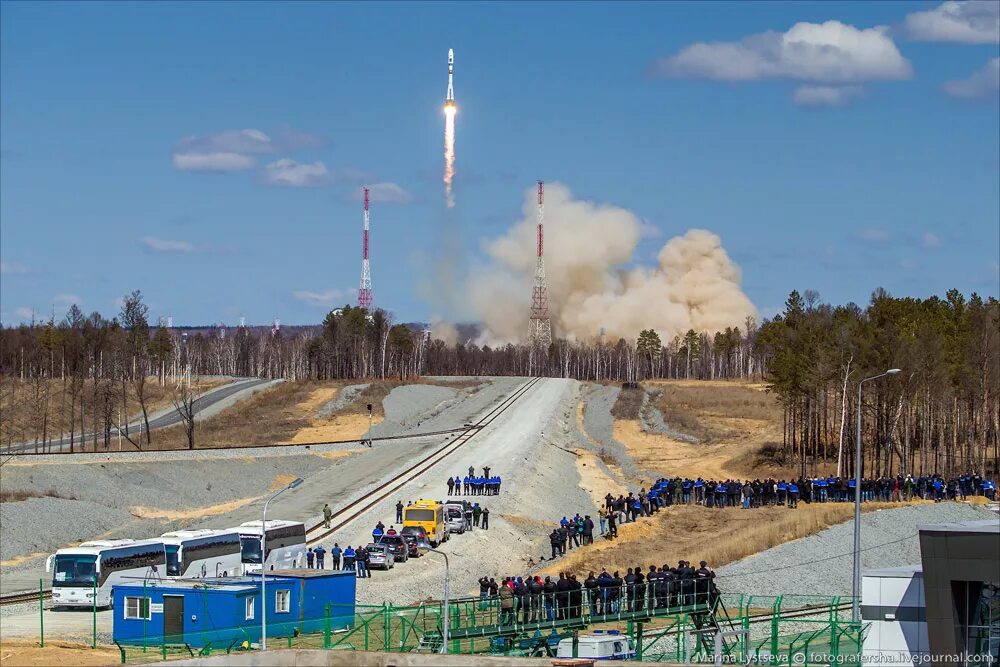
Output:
[172,152,256,172]
[263,159,330,187]
[171,128,325,174]
[856,228,891,242]
[351,182,413,204]
[13,307,34,319]
[140,237,198,253]
[0,261,26,274]
[905,1,1000,43]
[651,20,912,84]
[792,85,864,107]
[922,232,942,248]
[293,289,345,307]
[943,57,1000,100]
[53,293,82,306]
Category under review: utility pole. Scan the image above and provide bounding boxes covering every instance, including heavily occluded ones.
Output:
[528,180,552,369]
[358,187,373,310]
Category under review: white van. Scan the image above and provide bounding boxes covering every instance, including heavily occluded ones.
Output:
[556,631,636,660]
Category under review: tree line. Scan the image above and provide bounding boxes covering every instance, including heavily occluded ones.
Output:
[2,288,996,478]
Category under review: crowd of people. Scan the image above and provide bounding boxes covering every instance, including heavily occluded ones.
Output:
[594,471,996,521]
[447,466,502,496]
[480,562,719,625]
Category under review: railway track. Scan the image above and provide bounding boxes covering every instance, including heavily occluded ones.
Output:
[305,377,544,544]
[0,590,50,606]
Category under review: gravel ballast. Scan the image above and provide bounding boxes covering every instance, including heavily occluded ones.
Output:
[716,502,997,597]
[315,383,369,418]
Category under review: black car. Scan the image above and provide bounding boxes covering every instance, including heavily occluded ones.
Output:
[380,534,409,562]
[400,533,422,558]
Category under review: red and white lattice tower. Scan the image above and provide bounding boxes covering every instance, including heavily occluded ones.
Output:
[528,180,552,349]
[357,187,373,310]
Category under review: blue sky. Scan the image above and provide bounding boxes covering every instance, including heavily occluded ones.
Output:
[2,1,998,327]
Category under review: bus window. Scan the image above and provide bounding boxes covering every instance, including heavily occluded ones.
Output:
[164,545,182,576]
[53,555,97,586]
[405,509,435,522]
[240,536,263,563]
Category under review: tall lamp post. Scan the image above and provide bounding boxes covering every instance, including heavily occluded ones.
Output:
[260,477,303,650]
[852,369,900,622]
[425,547,450,654]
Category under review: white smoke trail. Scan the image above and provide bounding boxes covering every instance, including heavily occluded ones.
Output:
[443,107,456,208]
[465,183,756,345]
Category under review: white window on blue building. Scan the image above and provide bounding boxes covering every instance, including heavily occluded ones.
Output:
[245,597,255,621]
[275,590,290,613]
[124,596,150,620]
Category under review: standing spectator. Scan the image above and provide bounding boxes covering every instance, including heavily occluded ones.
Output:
[306,547,315,569]
[356,546,370,578]
[342,545,356,571]
[499,579,514,625]
[313,545,326,570]
[323,504,333,528]
[329,543,342,570]
[473,503,482,528]
[481,507,490,530]
[598,507,607,536]
[396,500,404,522]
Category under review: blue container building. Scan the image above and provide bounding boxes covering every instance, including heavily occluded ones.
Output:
[112,570,355,649]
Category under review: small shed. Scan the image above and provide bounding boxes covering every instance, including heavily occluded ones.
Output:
[112,569,355,649]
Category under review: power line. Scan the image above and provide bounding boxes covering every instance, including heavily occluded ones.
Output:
[718,532,916,578]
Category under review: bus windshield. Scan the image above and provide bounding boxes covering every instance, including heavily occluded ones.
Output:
[240,536,263,564]
[164,545,181,576]
[53,554,98,587]
[405,509,435,522]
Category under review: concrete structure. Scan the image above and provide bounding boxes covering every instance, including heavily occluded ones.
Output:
[918,519,999,667]
[112,570,355,648]
[861,566,928,665]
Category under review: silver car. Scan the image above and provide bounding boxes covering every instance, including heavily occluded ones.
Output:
[365,543,394,570]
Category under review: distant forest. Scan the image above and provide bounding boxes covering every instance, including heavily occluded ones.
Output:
[1,288,997,477]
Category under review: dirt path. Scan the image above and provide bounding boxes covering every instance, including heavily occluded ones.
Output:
[0,640,119,667]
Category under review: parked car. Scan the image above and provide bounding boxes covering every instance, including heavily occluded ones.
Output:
[401,533,423,558]
[401,525,431,552]
[380,534,409,563]
[365,543,394,570]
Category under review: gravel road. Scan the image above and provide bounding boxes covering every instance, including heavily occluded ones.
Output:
[579,384,643,480]
[641,388,698,443]
[716,502,997,597]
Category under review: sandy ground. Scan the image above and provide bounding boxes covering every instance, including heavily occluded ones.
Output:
[0,640,119,666]
[613,419,740,479]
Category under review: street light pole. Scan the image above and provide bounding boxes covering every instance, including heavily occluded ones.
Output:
[426,547,450,654]
[260,477,303,650]
[852,368,900,623]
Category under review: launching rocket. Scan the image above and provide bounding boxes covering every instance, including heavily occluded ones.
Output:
[445,48,455,108]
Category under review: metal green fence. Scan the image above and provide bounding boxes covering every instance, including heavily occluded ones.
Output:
[110,590,864,664]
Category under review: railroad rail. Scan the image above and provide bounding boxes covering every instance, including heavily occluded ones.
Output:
[0,590,50,606]
[305,376,544,544]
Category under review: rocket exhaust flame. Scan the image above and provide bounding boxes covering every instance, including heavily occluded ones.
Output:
[443,48,456,208]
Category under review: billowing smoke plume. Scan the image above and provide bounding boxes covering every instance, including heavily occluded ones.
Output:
[467,183,756,344]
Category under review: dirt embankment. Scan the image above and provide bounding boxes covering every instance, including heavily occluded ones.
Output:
[614,380,785,481]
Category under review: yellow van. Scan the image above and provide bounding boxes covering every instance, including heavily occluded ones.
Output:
[403,499,448,547]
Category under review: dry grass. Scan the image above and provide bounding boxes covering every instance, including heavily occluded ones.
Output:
[0,377,231,448]
[539,501,904,578]
[0,489,77,503]
[610,380,788,480]
[123,377,483,450]
[0,639,120,666]
[610,387,644,420]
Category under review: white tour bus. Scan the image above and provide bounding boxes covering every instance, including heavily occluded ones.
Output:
[160,529,243,579]
[234,520,307,574]
[46,539,166,609]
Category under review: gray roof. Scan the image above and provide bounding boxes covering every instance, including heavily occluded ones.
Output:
[918,519,1000,534]
[863,565,923,578]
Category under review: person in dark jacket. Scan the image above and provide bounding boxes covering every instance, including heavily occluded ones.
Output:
[597,569,613,614]
[513,577,529,623]
[306,547,315,569]
[542,575,557,621]
[624,568,636,611]
[528,575,543,622]
[556,573,571,620]
[584,572,599,616]
[549,529,562,560]
[481,507,490,530]
[582,516,595,545]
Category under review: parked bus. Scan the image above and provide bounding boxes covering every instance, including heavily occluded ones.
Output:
[234,520,306,573]
[160,529,242,579]
[46,539,166,609]
[403,499,448,547]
